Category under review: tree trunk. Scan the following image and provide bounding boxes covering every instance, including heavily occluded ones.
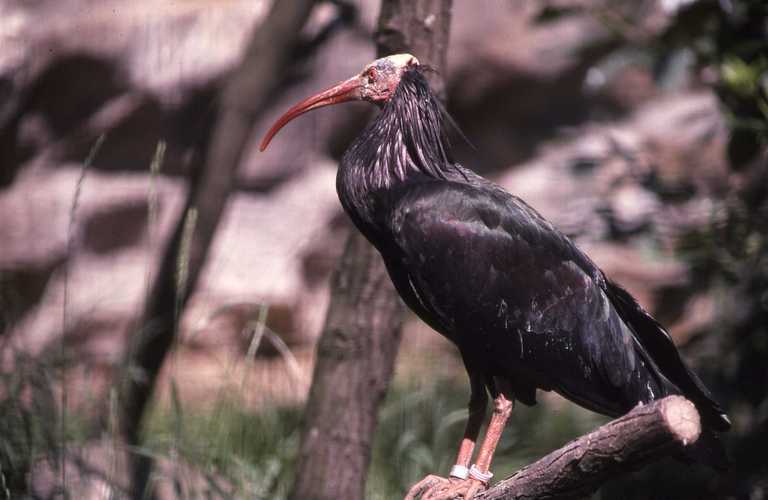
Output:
[289,1,452,499]
[376,0,452,99]
[289,232,405,500]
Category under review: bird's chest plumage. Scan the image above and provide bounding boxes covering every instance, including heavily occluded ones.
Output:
[337,168,462,338]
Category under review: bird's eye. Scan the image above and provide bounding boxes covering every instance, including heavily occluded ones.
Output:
[366,68,377,84]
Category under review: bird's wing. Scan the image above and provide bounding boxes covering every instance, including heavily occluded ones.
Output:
[382,180,670,415]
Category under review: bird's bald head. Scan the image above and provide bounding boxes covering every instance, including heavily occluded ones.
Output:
[358,53,420,103]
[259,53,420,151]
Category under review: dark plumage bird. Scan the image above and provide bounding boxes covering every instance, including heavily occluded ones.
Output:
[260,54,730,499]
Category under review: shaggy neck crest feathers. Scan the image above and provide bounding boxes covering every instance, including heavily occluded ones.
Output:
[344,68,457,189]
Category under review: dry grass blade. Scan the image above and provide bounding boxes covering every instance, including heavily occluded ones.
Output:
[60,132,105,491]
[240,304,269,392]
[263,330,307,395]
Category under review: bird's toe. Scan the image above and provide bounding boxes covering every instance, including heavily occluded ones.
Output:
[462,478,487,499]
[425,478,486,500]
[404,476,487,500]
[404,474,449,500]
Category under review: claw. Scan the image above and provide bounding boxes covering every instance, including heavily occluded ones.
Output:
[422,479,453,500]
[462,479,486,499]
[405,475,487,500]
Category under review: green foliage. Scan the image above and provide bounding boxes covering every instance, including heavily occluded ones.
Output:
[0,352,65,497]
[138,378,606,499]
[689,1,767,166]
[720,56,768,99]
[144,395,302,499]
[678,196,767,283]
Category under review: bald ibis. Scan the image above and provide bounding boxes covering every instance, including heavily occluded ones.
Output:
[260,54,730,499]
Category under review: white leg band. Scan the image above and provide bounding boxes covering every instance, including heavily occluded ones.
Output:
[449,464,470,480]
[469,464,493,484]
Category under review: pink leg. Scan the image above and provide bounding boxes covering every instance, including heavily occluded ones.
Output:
[454,377,488,468]
[404,375,487,500]
[406,377,515,500]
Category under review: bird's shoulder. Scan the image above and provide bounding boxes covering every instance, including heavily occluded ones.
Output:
[385,177,531,230]
[380,177,600,280]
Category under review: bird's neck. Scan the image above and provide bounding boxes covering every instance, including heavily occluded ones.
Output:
[337,70,457,224]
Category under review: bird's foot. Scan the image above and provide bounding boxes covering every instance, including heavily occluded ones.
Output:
[404,475,487,500]
[404,475,448,500]
[430,477,486,500]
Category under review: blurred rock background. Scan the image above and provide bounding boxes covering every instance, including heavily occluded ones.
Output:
[0,0,765,498]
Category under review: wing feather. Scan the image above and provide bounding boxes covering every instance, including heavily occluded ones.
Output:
[382,181,661,414]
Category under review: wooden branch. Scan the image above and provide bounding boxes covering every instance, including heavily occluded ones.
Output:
[477,396,701,500]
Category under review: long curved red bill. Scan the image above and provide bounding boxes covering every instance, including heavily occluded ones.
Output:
[259,76,361,151]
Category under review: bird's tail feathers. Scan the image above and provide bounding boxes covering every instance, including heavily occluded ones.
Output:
[605,279,731,432]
